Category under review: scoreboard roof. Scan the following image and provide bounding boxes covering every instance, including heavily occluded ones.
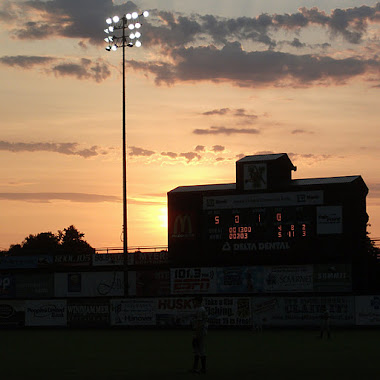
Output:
[169,175,366,194]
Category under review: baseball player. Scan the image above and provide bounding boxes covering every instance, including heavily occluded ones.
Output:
[190,295,208,374]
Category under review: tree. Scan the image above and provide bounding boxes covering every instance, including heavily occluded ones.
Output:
[7,226,95,256]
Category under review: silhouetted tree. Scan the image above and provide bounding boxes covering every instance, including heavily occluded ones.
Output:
[7,226,94,256]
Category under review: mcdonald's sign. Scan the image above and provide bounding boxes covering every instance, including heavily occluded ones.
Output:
[171,214,195,239]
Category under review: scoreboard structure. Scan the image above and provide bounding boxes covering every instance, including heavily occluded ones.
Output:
[168,153,369,269]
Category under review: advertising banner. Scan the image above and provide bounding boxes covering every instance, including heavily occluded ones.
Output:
[313,263,352,292]
[54,272,124,298]
[128,270,170,297]
[216,267,265,294]
[0,301,25,327]
[155,297,251,327]
[0,255,52,269]
[251,296,354,327]
[355,296,380,326]
[263,266,313,293]
[317,206,343,234]
[127,251,169,266]
[54,254,92,267]
[170,267,217,295]
[15,273,54,299]
[0,274,15,298]
[25,300,67,326]
[92,254,124,267]
[205,297,251,327]
[67,299,110,327]
[110,299,156,326]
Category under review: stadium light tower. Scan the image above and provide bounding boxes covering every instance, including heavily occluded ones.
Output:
[104,10,149,255]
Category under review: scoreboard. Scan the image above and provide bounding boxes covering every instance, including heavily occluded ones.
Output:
[168,153,368,266]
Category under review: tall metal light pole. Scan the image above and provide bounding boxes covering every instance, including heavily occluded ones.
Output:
[104,11,149,255]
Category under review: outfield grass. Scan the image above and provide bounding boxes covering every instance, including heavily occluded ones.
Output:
[1,328,379,379]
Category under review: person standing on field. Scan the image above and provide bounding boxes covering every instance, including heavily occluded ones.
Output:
[190,295,208,374]
[320,305,331,339]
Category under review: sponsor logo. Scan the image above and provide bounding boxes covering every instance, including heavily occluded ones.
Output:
[370,296,380,310]
[222,242,290,252]
[0,304,15,318]
[27,304,65,318]
[172,215,194,239]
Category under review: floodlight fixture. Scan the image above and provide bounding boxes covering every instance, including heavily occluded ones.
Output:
[126,13,132,19]
[135,31,141,38]
[104,28,109,33]
[127,42,134,47]
[143,11,149,17]
[135,22,141,29]
[129,33,136,39]
[105,46,111,51]
[135,40,142,47]
[111,44,117,51]
[128,24,135,30]
[132,12,138,19]
[109,26,114,32]
[113,15,120,23]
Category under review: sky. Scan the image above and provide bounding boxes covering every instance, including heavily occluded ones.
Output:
[0,0,379,251]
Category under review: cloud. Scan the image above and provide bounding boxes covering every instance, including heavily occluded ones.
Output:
[0,55,112,83]
[202,108,230,116]
[179,152,201,162]
[161,151,177,159]
[193,126,260,135]
[211,145,225,153]
[291,129,314,134]
[129,42,380,88]
[202,108,258,124]
[0,192,120,203]
[195,145,205,152]
[129,146,155,157]
[0,141,103,158]
[0,55,56,68]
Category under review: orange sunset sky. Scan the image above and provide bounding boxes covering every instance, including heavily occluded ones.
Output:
[0,0,379,251]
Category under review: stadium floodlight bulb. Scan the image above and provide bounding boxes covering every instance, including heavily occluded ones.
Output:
[105,46,111,51]
[111,44,117,51]
[135,22,141,29]
[143,11,149,17]
[104,37,109,42]
[109,26,114,32]
[135,31,141,38]
[132,12,138,19]
[106,17,112,24]
[113,15,119,23]
[126,13,132,20]
[128,24,135,30]
[104,28,109,33]
[135,40,142,47]
[129,33,136,39]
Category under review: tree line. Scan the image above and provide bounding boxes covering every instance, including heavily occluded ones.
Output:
[1,225,95,256]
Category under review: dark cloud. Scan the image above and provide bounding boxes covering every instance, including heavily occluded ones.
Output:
[129,146,155,157]
[291,129,314,134]
[51,58,111,83]
[211,145,225,153]
[161,151,177,159]
[0,55,112,83]
[195,145,205,152]
[0,141,102,158]
[193,126,260,135]
[202,108,230,116]
[129,42,380,87]
[0,55,56,68]
[0,192,120,203]
[179,152,201,162]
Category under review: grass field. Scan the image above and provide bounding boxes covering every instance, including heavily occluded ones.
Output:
[1,328,379,379]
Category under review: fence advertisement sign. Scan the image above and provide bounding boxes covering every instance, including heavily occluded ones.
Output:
[251,296,354,327]
[128,270,170,297]
[0,274,15,298]
[216,267,265,293]
[67,299,110,327]
[110,299,156,326]
[54,272,124,298]
[92,254,124,266]
[0,301,25,327]
[54,254,92,267]
[15,273,54,299]
[313,263,352,292]
[0,255,52,269]
[170,268,217,295]
[127,251,169,266]
[25,300,67,326]
[355,296,380,325]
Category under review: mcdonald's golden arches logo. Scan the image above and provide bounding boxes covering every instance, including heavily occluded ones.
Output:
[172,214,195,239]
